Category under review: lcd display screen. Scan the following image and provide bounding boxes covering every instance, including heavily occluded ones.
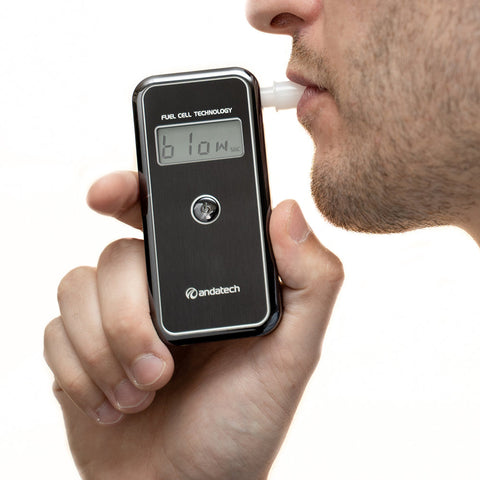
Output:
[156,118,245,165]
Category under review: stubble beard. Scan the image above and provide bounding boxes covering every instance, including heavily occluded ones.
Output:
[296,2,480,234]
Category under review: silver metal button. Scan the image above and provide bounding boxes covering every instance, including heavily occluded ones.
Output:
[191,195,221,225]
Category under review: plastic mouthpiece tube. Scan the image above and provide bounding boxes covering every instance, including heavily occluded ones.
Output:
[260,81,305,111]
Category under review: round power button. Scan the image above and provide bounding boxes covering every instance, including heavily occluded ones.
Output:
[191,195,221,225]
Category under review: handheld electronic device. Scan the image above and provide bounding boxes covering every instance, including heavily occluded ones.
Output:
[133,67,303,345]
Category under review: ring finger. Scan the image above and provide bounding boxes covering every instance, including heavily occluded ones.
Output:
[44,317,124,425]
[57,266,154,414]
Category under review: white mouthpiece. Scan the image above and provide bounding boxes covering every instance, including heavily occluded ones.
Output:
[260,81,305,111]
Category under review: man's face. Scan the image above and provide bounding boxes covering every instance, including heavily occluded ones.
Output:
[247,0,480,233]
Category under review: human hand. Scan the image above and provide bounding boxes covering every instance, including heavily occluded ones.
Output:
[44,171,343,480]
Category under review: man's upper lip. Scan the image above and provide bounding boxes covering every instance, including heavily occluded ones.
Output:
[286,70,325,91]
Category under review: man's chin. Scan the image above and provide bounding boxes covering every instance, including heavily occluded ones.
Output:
[309,166,440,235]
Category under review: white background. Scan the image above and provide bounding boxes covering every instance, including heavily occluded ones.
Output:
[1,1,480,478]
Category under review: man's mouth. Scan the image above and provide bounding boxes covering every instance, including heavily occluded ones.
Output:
[286,71,321,89]
[286,70,329,120]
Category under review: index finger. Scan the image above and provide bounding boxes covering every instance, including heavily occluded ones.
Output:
[86,171,143,230]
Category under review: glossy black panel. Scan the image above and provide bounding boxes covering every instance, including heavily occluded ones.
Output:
[133,68,281,345]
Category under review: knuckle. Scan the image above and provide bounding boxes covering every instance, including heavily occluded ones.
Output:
[99,238,143,267]
[83,344,112,371]
[44,317,61,342]
[52,380,63,395]
[320,249,345,287]
[57,266,95,303]
[104,307,152,348]
[62,372,88,401]
[43,317,63,359]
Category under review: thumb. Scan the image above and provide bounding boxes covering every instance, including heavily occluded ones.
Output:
[269,200,344,365]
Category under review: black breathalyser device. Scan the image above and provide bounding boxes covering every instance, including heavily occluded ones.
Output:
[133,67,282,345]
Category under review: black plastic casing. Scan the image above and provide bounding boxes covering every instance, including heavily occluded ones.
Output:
[133,67,282,345]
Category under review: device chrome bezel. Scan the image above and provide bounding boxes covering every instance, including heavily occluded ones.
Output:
[135,68,273,341]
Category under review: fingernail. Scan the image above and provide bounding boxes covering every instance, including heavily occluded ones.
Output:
[94,400,124,425]
[114,379,150,409]
[287,201,311,244]
[131,354,166,387]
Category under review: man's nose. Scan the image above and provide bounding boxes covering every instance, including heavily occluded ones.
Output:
[245,0,321,36]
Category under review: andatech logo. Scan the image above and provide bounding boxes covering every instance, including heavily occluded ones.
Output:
[185,287,199,300]
[185,285,241,300]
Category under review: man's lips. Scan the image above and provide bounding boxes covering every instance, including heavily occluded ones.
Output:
[286,69,329,91]
[287,70,329,120]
